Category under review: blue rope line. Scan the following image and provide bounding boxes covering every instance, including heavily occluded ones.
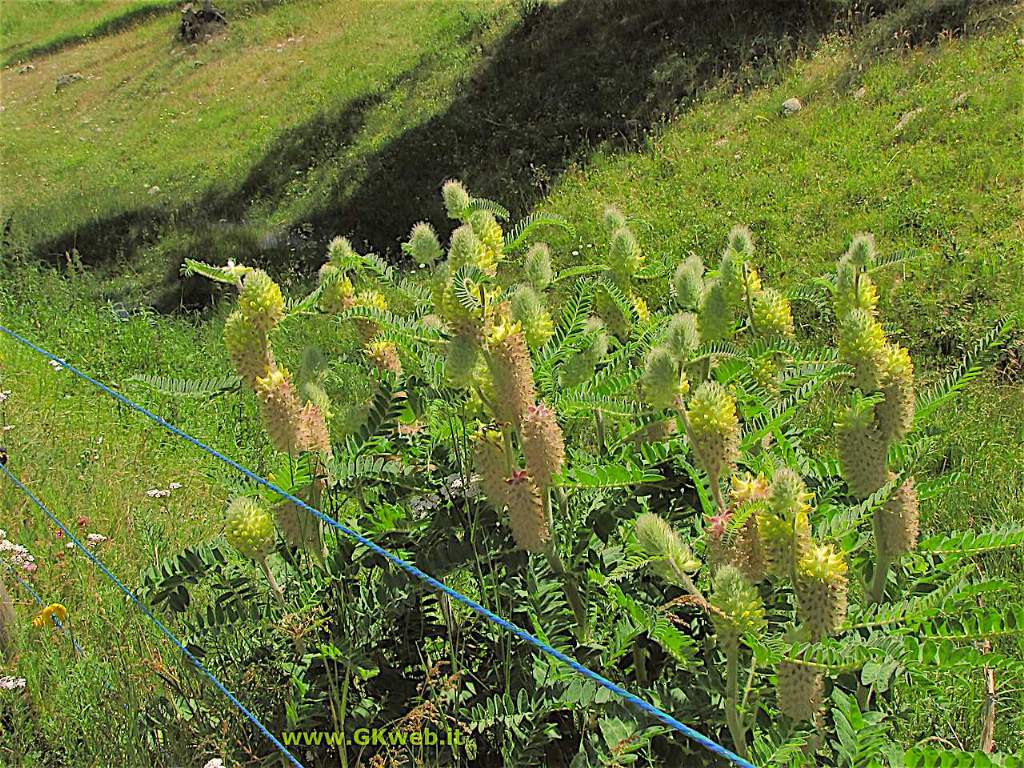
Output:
[1,556,85,654]
[0,323,758,768]
[0,462,305,768]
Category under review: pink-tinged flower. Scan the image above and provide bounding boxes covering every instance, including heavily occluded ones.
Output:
[707,511,733,539]
[54,529,64,539]
[77,516,89,528]
[168,482,182,491]
[146,488,170,498]
[86,533,107,546]
[0,677,26,691]
[203,759,224,768]
[65,542,75,550]
[22,562,37,575]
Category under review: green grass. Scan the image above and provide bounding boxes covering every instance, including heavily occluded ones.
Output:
[0,0,511,263]
[0,0,177,67]
[1,1,1023,763]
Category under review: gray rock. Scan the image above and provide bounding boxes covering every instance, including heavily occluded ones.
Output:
[853,86,867,100]
[951,91,969,108]
[55,72,83,91]
[895,107,924,133]
[781,97,803,116]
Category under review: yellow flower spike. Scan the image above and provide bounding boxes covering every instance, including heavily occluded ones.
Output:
[33,603,68,629]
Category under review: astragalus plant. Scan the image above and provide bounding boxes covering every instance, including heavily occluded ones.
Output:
[143,183,1020,767]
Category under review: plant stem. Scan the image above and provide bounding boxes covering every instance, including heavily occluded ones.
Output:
[257,555,286,608]
[725,642,748,759]
[867,552,891,606]
[632,640,648,686]
[594,409,606,456]
[543,493,587,641]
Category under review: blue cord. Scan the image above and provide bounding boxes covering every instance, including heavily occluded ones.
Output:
[0,323,758,768]
[0,462,306,768]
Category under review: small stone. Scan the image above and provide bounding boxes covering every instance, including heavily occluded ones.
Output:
[951,91,969,108]
[17,64,35,74]
[55,72,83,91]
[853,86,867,100]
[781,97,802,116]
[895,107,924,133]
[148,185,161,195]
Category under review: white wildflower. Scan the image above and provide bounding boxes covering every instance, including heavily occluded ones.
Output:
[86,533,108,546]
[0,677,26,691]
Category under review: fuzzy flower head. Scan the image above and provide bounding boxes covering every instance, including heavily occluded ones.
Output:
[510,285,554,350]
[406,222,443,267]
[504,470,550,553]
[520,403,565,489]
[839,308,887,391]
[664,313,700,363]
[641,345,687,410]
[751,288,795,338]
[672,255,704,310]
[442,179,472,220]
[238,270,285,333]
[608,226,643,282]
[524,243,553,291]
[224,497,275,559]
[710,565,765,649]
[636,512,700,585]
[686,381,740,480]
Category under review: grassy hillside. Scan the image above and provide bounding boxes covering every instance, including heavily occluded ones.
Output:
[0,0,511,290]
[1,1,1023,765]
[0,0,177,66]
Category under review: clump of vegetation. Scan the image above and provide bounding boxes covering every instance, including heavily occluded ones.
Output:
[137,181,1022,766]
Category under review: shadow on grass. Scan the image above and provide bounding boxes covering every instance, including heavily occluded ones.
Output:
[29,0,1006,309]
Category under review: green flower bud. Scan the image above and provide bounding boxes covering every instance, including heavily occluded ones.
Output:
[225,497,275,559]
[608,226,643,283]
[449,224,495,275]
[445,334,479,388]
[642,346,686,410]
[442,179,471,220]
[846,232,876,268]
[603,205,626,232]
[524,243,554,291]
[407,222,443,266]
[727,225,754,258]
[327,236,357,266]
[636,512,701,585]
[698,280,733,343]
[672,254,704,309]
[510,285,554,349]
[664,313,700,362]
